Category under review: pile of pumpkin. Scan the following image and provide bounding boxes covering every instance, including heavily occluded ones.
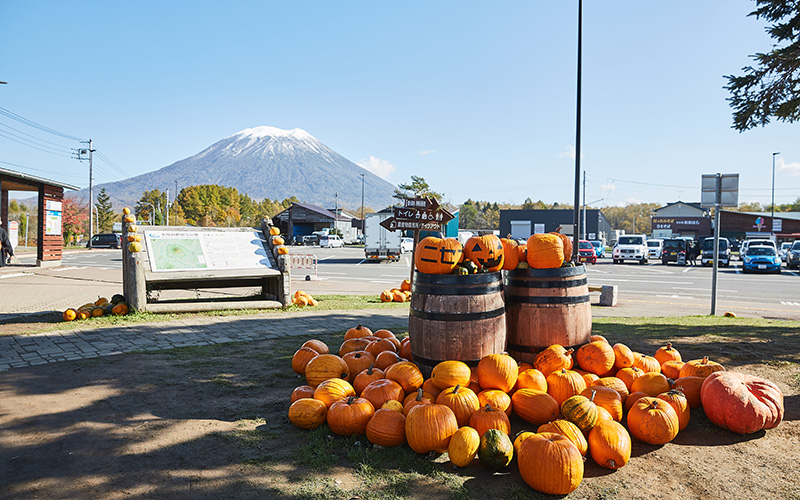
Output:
[379,279,412,303]
[268,226,290,256]
[288,327,785,495]
[415,232,574,275]
[292,290,318,307]
[63,294,130,321]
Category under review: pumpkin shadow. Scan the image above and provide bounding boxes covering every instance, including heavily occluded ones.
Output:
[629,440,666,458]
[781,394,799,421]
[582,461,619,478]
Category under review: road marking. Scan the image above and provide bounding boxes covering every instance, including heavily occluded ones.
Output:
[657,294,694,299]
[780,301,800,306]
[355,259,366,266]
[600,278,693,285]
[370,280,398,284]
[0,272,31,279]
[673,286,738,293]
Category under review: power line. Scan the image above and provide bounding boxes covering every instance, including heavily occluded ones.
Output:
[0,106,83,141]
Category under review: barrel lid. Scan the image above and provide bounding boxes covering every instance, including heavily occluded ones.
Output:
[503,264,586,278]
[412,270,502,285]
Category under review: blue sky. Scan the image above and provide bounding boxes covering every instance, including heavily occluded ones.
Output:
[1,1,797,210]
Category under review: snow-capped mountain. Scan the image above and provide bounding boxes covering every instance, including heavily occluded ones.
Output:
[86,126,397,211]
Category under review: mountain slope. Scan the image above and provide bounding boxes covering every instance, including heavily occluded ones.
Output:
[87,126,397,211]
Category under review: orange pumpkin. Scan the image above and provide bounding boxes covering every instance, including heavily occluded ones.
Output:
[626,397,679,445]
[464,234,504,271]
[537,419,588,456]
[679,356,725,379]
[405,403,458,453]
[436,384,480,427]
[575,340,616,376]
[527,233,564,269]
[365,408,406,447]
[500,237,520,270]
[518,432,583,495]
[511,388,560,425]
[353,364,385,395]
[612,343,635,369]
[414,236,463,274]
[551,231,574,263]
[430,360,472,391]
[327,396,375,436]
[546,369,587,407]
[62,308,78,321]
[345,324,373,340]
[588,419,631,469]
[476,353,518,392]
[477,389,513,415]
[288,398,328,429]
[534,345,574,377]
[654,342,682,365]
[470,404,511,436]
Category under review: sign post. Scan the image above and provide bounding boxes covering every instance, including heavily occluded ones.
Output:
[701,173,739,316]
[380,197,454,284]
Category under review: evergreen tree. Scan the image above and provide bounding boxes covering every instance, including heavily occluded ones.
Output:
[392,176,443,201]
[725,0,800,130]
[95,188,115,233]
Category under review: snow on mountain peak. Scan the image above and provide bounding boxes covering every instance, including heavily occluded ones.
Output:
[232,126,314,142]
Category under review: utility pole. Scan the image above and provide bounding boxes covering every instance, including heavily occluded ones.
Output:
[165,188,170,226]
[76,140,95,247]
[582,171,586,240]
[334,192,338,234]
[360,173,365,240]
[572,0,583,262]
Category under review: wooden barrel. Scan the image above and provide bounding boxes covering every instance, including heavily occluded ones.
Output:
[409,271,507,378]
[504,266,592,364]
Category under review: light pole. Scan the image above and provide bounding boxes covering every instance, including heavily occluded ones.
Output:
[771,152,780,235]
[141,202,155,225]
[24,213,29,248]
[360,173,365,240]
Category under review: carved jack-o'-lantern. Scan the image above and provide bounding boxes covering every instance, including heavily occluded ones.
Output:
[464,234,504,272]
[415,237,463,274]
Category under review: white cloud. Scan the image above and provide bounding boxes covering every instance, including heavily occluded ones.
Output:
[419,149,436,156]
[559,146,585,160]
[778,158,800,176]
[600,182,616,192]
[357,156,396,179]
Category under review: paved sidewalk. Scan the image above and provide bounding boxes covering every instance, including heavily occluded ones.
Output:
[0,309,410,371]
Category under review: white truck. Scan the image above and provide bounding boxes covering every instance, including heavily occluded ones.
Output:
[364,212,402,261]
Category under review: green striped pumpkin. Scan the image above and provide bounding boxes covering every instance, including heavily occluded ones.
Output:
[560,394,599,434]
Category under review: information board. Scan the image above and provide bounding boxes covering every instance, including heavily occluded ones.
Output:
[144,230,273,272]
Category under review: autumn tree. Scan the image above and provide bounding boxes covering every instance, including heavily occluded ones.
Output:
[136,189,169,225]
[725,0,800,131]
[62,196,88,245]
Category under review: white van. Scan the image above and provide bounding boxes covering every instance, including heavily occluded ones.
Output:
[646,239,664,260]
[612,234,648,264]
[319,234,344,248]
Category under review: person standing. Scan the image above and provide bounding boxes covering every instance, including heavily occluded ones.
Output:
[0,218,14,266]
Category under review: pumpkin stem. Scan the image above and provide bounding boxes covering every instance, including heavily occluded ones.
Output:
[453,384,461,393]
[589,389,596,402]
[701,356,709,364]
[666,342,673,350]
[347,396,355,404]
[366,363,375,375]
[608,459,616,468]
[415,388,425,402]
[484,404,493,412]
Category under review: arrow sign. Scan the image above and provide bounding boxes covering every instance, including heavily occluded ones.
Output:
[380,217,397,231]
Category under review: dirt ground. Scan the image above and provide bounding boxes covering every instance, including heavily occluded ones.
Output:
[1,315,798,500]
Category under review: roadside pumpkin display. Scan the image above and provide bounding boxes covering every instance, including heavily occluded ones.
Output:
[414,237,463,274]
[464,234,504,272]
[284,325,784,495]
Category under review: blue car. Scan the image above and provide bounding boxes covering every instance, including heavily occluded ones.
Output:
[590,240,605,258]
[742,245,781,274]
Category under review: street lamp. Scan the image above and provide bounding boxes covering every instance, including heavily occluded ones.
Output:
[141,202,155,225]
[771,152,780,235]
[360,173,365,240]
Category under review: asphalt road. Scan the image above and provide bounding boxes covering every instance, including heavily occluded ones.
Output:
[7,246,800,320]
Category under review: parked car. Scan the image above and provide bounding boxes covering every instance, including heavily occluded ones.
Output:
[612,234,648,264]
[779,242,792,261]
[660,238,693,265]
[589,240,605,258]
[741,239,776,257]
[785,240,800,270]
[578,240,597,264]
[646,239,664,260]
[701,237,731,267]
[301,234,319,246]
[319,234,344,248]
[400,237,414,253]
[742,245,781,273]
[86,233,121,249]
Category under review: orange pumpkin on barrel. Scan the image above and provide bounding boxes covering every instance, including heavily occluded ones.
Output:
[414,237,463,274]
[464,234,504,272]
[527,233,564,269]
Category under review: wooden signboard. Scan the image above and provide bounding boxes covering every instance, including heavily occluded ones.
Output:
[122,220,291,313]
[380,197,454,283]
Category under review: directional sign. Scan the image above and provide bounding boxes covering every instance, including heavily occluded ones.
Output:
[379,217,445,232]
[393,207,453,224]
[403,196,439,210]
